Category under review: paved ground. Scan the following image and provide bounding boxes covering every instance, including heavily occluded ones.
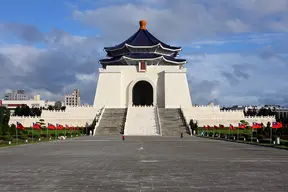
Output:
[0,136,288,192]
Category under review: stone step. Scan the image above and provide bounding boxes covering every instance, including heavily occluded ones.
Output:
[159,108,188,136]
[95,108,127,136]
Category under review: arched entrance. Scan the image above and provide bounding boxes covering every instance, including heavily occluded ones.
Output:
[132,81,153,106]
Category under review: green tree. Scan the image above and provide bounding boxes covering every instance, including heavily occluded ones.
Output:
[14,105,34,116]
[14,106,22,116]
[0,106,10,125]
[30,107,42,116]
[1,123,10,136]
[9,124,17,138]
[54,101,62,110]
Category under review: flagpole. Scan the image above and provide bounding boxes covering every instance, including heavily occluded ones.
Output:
[228,127,230,140]
[16,126,18,145]
[251,128,253,143]
[237,127,239,141]
[32,126,33,142]
[270,126,272,144]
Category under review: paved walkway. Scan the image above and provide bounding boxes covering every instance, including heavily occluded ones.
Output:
[0,136,287,191]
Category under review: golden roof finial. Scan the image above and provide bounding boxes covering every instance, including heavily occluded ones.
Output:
[139,20,147,30]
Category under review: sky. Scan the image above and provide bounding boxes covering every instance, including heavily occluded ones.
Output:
[0,0,288,107]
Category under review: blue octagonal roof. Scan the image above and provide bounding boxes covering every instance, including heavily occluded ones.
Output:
[104,20,181,51]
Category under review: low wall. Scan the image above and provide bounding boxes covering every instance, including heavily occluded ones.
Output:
[9,116,94,127]
[9,106,101,127]
[182,106,276,127]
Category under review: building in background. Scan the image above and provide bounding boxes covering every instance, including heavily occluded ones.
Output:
[1,99,56,112]
[34,95,41,101]
[1,91,57,112]
[4,90,29,100]
[64,89,80,107]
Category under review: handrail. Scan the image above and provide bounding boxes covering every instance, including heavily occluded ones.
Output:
[180,106,192,135]
[93,106,105,136]
[121,108,128,134]
[155,105,162,135]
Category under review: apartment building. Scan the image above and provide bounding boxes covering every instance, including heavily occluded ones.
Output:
[64,89,80,107]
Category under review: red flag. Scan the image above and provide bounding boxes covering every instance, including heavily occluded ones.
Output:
[32,123,41,130]
[252,122,261,129]
[272,122,282,129]
[229,124,236,130]
[238,123,246,129]
[16,122,25,130]
[47,123,55,130]
[214,125,218,129]
[56,124,63,130]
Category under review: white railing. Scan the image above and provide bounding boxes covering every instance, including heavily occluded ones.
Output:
[154,105,162,135]
[180,106,192,135]
[122,108,128,134]
[93,106,105,136]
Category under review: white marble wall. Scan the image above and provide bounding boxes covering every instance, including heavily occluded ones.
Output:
[9,106,100,127]
[182,106,276,127]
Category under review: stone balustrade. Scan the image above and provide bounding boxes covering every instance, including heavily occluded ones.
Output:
[131,105,154,107]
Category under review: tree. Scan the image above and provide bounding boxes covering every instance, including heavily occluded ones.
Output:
[48,105,53,110]
[10,124,16,137]
[13,105,41,117]
[0,106,10,125]
[60,106,66,111]
[31,108,42,116]
[54,101,62,110]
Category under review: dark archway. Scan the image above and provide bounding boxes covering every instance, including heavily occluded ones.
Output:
[132,81,153,106]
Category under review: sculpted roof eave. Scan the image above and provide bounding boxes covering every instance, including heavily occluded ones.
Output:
[99,55,187,65]
[104,43,182,52]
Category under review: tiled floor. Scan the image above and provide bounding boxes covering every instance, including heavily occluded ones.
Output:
[0,136,287,191]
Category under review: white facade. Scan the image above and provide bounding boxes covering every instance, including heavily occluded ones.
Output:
[93,65,192,108]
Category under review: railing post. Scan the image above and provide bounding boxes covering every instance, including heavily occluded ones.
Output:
[180,106,192,136]
[155,105,162,135]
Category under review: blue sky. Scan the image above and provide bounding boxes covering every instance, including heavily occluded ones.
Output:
[0,0,288,106]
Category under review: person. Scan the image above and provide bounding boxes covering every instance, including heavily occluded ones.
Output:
[180,132,183,138]
[122,134,125,141]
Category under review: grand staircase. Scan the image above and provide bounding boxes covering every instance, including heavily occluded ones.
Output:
[124,107,159,136]
[95,108,127,135]
[158,108,188,136]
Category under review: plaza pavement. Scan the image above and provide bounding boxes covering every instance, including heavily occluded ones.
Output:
[0,136,288,192]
